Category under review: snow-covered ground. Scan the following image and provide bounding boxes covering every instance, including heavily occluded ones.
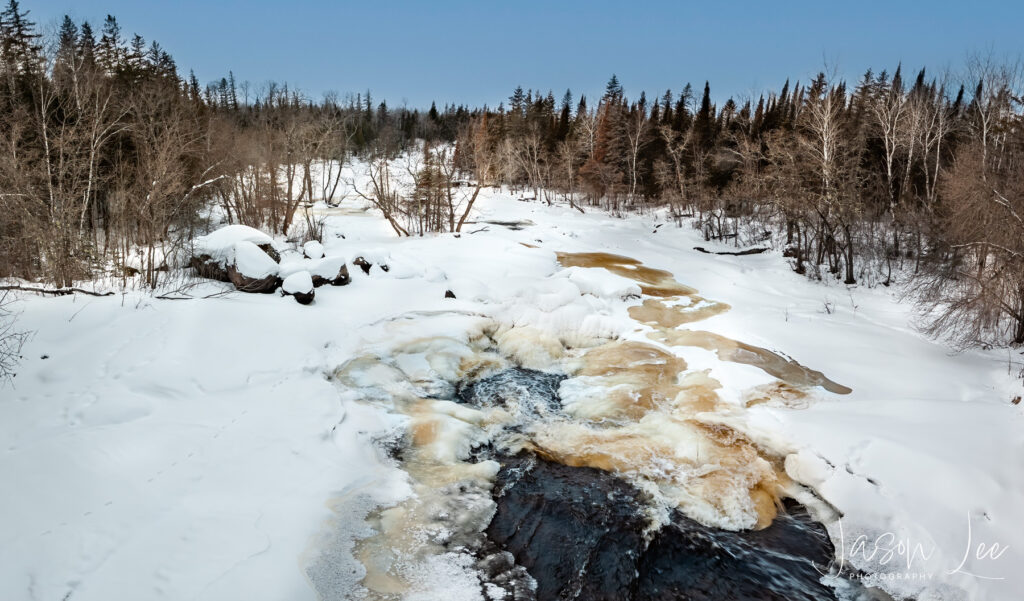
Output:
[2,186,1022,601]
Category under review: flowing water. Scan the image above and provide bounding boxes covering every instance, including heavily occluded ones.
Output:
[310,251,883,601]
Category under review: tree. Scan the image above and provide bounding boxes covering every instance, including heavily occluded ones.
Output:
[0,290,28,382]
[0,0,41,77]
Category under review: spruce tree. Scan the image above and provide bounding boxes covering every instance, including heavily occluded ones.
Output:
[693,81,715,151]
[604,74,623,101]
[0,0,41,74]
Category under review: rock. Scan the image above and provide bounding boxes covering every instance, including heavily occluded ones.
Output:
[192,225,280,281]
[190,254,231,282]
[445,289,456,299]
[310,257,350,287]
[226,241,281,293]
[303,240,325,259]
[257,243,281,263]
[282,271,315,304]
[352,256,372,275]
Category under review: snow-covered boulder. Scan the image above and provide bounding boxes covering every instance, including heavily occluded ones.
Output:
[197,224,272,252]
[310,256,351,287]
[227,241,281,293]
[198,224,280,262]
[303,240,325,260]
[191,224,281,282]
[282,271,315,305]
[352,256,372,275]
[352,254,389,275]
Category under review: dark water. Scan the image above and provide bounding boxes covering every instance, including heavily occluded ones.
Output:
[455,368,857,601]
[457,367,566,418]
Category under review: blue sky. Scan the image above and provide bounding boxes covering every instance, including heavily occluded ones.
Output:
[26,0,1024,109]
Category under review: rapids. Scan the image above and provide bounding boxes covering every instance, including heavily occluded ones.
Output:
[312,251,877,601]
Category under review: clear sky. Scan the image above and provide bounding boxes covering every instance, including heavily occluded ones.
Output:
[25,0,1024,109]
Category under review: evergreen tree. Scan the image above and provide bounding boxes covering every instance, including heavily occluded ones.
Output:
[97,14,123,74]
[0,0,41,74]
[693,81,716,150]
[54,15,78,86]
[604,74,623,101]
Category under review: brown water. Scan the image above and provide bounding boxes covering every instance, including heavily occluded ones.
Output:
[650,329,853,395]
[556,251,698,297]
[556,251,851,396]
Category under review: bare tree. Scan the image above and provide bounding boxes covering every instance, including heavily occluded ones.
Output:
[0,290,29,382]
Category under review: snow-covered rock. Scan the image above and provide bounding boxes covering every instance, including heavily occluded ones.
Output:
[196,224,273,254]
[192,225,281,283]
[310,256,351,287]
[282,271,315,304]
[226,241,281,293]
[303,240,325,260]
[352,256,372,274]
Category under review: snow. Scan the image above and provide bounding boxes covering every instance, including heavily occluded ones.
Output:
[1,176,1023,601]
[561,265,642,300]
[283,271,314,294]
[303,240,325,259]
[195,224,274,258]
[310,256,347,279]
[232,241,279,279]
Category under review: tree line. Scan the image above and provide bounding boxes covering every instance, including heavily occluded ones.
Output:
[0,0,1022,347]
[0,1,459,288]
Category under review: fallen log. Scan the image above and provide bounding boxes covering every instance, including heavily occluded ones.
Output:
[0,284,115,297]
[693,246,769,256]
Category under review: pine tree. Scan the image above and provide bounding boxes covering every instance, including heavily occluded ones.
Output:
[576,95,587,119]
[556,89,572,141]
[0,0,41,75]
[660,89,673,125]
[693,81,716,151]
[78,21,96,70]
[604,74,623,101]
[97,15,123,74]
[509,85,525,116]
[54,15,78,86]
[228,71,239,109]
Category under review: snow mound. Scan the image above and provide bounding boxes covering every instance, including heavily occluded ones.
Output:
[232,241,279,279]
[196,224,273,258]
[303,240,325,259]
[283,271,314,294]
[310,256,345,278]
